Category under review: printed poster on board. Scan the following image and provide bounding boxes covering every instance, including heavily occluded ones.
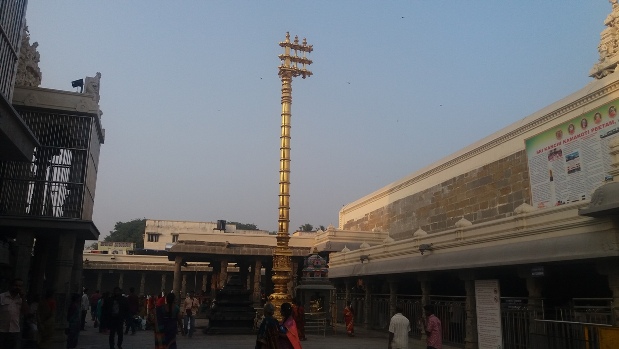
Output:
[475,279,503,349]
[525,100,619,209]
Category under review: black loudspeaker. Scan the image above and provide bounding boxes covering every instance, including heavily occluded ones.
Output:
[217,220,226,231]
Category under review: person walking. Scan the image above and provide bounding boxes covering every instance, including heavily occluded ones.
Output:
[421,305,442,349]
[279,302,302,349]
[103,287,129,349]
[292,298,306,341]
[154,293,182,349]
[89,290,101,322]
[81,288,89,330]
[255,303,280,349]
[66,294,81,349]
[0,278,29,349]
[388,305,410,349]
[182,292,199,338]
[124,287,139,335]
[343,301,355,337]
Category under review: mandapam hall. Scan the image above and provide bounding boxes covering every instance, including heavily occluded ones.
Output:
[325,2,619,349]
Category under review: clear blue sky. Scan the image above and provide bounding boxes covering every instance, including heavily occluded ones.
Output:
[25,1,609,239]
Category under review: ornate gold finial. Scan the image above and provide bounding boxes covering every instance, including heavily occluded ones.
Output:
[591,0,619,78]
[271,33,313,319]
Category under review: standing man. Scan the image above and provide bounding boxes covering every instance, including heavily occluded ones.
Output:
[0,278,29,349]
[388,305,410,349]
[90,290,101,322]
[103,287,129,349]
[421,305,442,349]
[182,292,199,338]
[81,288,89,330]
[124,287,139,335]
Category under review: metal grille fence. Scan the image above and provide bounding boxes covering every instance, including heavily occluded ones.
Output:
[0,111,93,219]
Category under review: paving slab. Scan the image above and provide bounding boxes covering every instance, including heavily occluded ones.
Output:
[50,320,460,349]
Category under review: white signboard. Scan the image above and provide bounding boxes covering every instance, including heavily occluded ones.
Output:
[475,279,503,349]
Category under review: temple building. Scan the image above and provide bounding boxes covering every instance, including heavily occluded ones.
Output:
[0,2,106,339]
[324,3,619,349]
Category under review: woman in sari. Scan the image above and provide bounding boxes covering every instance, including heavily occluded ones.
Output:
[255,303,280,349]
[343,301,354,337]
[37,290,56,349]
[154,292,182,349]
[291,299,306,341]
[279,302,302,349]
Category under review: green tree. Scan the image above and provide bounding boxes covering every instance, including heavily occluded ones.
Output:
[298,223,314,232]
[228,222,259,230]
[104,218,146,248]
[318,225,326,231]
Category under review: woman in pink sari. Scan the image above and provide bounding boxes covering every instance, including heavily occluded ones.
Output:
[343,301,354,337]
[278,302,302,349]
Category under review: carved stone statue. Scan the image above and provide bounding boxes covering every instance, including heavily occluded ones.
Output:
[84,72,101,103]
[15,24,42,87]
[591,0,619,78]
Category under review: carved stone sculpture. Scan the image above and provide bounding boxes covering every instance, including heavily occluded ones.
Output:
[591,0,619,78]
[84,72,101,102]
[15,25,42,87]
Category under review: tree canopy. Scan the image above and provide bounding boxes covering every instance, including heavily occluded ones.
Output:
[298,223,314,232]
[228,222,259,230]
[104,218,146,248]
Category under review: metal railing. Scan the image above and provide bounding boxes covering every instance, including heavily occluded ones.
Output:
[530,319,611,349]
[335,293,614,348]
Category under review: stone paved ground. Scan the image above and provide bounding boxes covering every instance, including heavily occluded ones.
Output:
[50,319,460,349]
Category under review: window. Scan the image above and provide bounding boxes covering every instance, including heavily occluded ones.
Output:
[147,234,159,242]
[172,234,179,243]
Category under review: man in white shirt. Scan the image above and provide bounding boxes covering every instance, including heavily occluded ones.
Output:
[182,292,200,338]
[388,305,411,349]
[81,288,90,330]
[0,278,28,349]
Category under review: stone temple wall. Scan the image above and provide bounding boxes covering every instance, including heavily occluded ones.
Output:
[342,150,531,240]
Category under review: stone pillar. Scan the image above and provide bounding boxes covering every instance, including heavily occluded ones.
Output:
[71,239,85,293]
[53,233,76,335]
[30,237,50,297]
[363,279,372,328]
[459,271,478,349]
[181,274,187,297]
[597,262,619,326]
[219,260,228,288]
[344,279,351,302]
[388,279,398,316]
[14,230,34,293]
[96,271,102,292]
[202,274,208,293]
[253,259,262,307]
[140,273,146,295]
[418,274,432,343]
[173,256,182,302]
[608,272,619,327]
[239,261,249,290]
[161,273,167,295]
[292,261,299,290]
[118,272,124,290]
[418,273,432,307]
[525,277,544,316]
[210,273,217,298]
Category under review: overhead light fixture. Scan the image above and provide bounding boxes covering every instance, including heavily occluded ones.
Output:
[419,244,433,255]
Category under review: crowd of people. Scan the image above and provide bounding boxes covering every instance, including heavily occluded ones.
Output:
[2,280,443,349]
[0,280,206,349]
